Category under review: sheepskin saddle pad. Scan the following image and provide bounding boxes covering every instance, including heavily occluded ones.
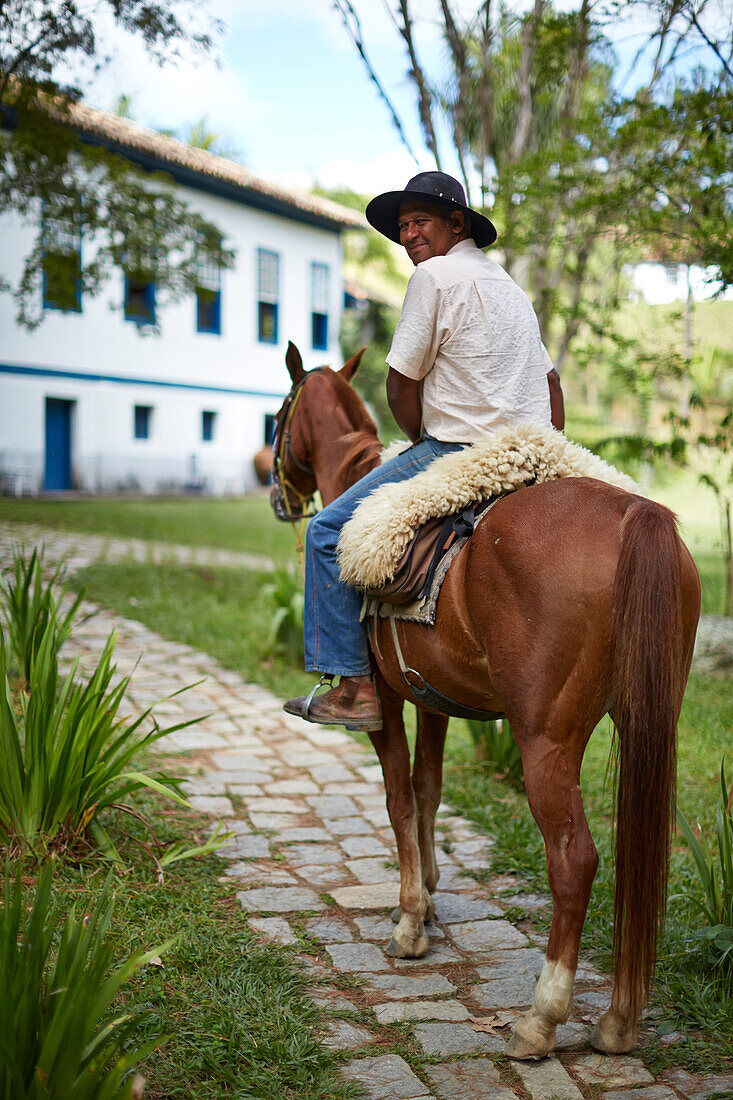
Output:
[338,423,638,592]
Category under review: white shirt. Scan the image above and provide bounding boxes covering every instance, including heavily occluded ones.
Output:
[386,238,553,443]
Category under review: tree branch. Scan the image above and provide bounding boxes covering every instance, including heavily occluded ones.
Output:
[510,0,545,162]
[396,0,442,169]
[333,0,420,165]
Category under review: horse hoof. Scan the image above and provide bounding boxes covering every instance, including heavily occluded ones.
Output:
[386,932,429,959]
[590,1010,638,1054]
[506,1029,554,1061]
[506,1010,556,1061]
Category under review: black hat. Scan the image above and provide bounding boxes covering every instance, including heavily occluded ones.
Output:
[365,171,497,249]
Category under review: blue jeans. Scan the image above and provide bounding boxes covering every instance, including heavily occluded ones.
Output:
[304,436,466,676]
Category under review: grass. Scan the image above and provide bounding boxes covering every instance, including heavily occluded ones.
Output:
[1,464,727,614]
[72,559,313,703]
[67,554,733,1073]
[4,469,730,1076]
[4,794,359,1100]
[0,495,296,565]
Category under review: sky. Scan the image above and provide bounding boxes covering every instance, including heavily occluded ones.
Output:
[73,0,729,198]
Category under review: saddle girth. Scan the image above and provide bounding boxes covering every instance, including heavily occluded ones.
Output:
[383,612,504,722]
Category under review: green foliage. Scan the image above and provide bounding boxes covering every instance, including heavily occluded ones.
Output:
[0,862,166,1099]
[677,760,733,966]
[263,564,305,664]
[0,621,192,860]
[0,544,85,681]
[465,718,524,789]
[666,408,733,615]
[1,3,233,330]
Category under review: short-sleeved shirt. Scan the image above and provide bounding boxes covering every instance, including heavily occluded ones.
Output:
[386,238,553,443]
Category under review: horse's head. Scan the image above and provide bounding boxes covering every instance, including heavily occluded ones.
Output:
[269,340,367,521]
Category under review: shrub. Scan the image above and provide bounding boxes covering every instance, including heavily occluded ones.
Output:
[263,563,305,664]
[465,718,524,789]
[0,545,85,682]
[677,759,733,965]
[0,620,193,860]
[0,862,167,1098]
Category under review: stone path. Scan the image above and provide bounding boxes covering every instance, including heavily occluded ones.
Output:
[1,521,730,1100]
[0,520,275,575]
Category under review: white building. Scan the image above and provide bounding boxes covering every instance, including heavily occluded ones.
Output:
[0,103,364,495]
[628,261,733,306]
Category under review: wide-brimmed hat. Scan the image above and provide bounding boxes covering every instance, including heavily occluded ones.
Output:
[365,171,497,249]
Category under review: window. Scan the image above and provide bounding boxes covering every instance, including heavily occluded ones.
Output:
[42,200,82,312]
[664,263,679,286]
[134,405,152,440]
[257,248,279,343]
[196,248,222,334]
[311,262,330,351]
[202,410,216,442]
[124,274,156,325]
[264,412,277,447]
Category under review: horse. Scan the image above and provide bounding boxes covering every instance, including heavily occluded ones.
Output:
[270,340,701,1061]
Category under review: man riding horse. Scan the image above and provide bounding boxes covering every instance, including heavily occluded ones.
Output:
[284,171,564,729]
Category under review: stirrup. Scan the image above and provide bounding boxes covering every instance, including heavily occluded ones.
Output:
[300,674,335,720]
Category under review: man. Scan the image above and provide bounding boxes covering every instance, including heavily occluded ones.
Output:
[284,172,563,731]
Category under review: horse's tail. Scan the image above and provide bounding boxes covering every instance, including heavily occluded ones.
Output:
[610,498,685,1023]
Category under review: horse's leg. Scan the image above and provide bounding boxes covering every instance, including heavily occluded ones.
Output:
[412,709,449,921]
[507,737,598,1060]
[368,675,429,958]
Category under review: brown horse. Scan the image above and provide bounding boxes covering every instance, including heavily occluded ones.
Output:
[271,341,701,1061]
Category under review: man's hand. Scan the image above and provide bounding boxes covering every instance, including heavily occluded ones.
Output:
[547,369,564,431]
[387,368,422,441]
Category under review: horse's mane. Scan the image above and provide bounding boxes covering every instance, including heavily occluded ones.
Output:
[336,430,384,489]
[324,370,383,490]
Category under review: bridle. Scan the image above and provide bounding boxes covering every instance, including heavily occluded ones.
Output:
[270,369,323,530]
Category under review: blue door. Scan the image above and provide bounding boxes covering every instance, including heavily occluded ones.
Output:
[44,398,74,491]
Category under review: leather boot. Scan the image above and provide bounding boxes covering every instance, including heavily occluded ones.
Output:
[284,676,383,731]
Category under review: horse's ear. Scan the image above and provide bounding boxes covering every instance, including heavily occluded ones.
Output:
[286,341,305,384]
[340,347,367,382]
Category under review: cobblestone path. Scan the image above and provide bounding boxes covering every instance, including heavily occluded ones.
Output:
[1,522,729,1100]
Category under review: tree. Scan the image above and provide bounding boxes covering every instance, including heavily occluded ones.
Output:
[0,1,234,329]
[337,0,732,372]
[314,184,407,437]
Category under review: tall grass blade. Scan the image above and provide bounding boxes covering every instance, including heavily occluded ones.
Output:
[677,757,733,965]
[0,544,87,681]
[0,617,199,858]
[0,864,167,1097]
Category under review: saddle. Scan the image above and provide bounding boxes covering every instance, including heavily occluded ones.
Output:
[361,495,505,724]
[363,498,496,607]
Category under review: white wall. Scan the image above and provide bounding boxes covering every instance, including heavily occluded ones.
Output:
[0,180,346,494]
[629,262,733,306]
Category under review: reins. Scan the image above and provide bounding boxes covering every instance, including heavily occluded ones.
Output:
[271,369,323,561]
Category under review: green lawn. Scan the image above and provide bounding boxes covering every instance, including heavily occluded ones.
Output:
[0,465,726,612]
[3,472,732,1074]
[68,545,733,1075]
[7,794,360,1099]
[0,494,297,564]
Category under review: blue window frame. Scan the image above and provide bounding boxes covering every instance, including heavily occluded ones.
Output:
[124,275,156,325]
[311,262,330,351]
[202,410,216,442]
[196,288,221,334]
[42,201,82,313]
[196,246,222,334]
[257,248,279,344]
[134,405,152,439]
[312,312,328,350]
[264,412,277,446]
